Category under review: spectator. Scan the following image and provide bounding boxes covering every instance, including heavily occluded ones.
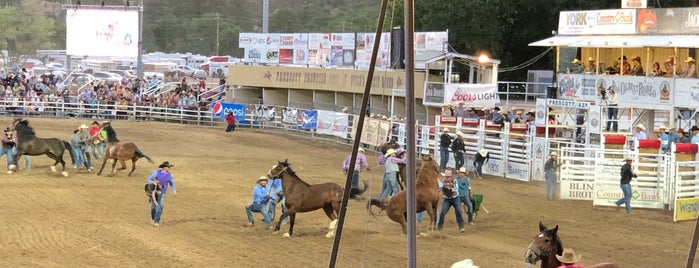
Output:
[439,127,452,170]
[245,176,272,228]
[451,132,465,170]
[570,59,583,73]
[691,126,699,144]
[437,169,464,233]
[225,111,237,132]
[635,124,647,140]
[684,57,697,78]
[473,149,489,179]
[584,57,597,73]
[603,87,618,132]
[147,161,177,226]
[677,128,690,143]
[630,56,644,76]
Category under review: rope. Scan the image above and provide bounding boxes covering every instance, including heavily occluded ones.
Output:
[360,160,381,267]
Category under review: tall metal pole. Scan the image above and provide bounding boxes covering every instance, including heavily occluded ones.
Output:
[327,0,389,267]
[404,0,417,267]
[136,0,144,79]
[216,14,220,55]
[262,0,269,33]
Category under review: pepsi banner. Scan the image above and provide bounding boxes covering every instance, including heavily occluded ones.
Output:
[212,101,246,122]
[300,110,317,129]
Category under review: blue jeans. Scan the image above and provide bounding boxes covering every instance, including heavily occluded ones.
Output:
[246,202,271,226]
[3,148,31,170]
[615,183,632,213]
[474,161,484,177]
[151,194,165,223]
[606,106,618,131]
[343,169,360,189]
[438,197,464,229]
[72,147,84,168]
[439,147,449,170]
[544,170,557,200]
[267,194,287,221]
[454,152,464,170]
[379,172,399,200]
[80,147,92,169]
[91,142,103,159]
[459,195,474,223]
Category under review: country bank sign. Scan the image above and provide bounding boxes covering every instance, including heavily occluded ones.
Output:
[558,9,636,35]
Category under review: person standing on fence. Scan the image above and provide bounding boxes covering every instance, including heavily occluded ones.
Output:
[342,147,370,196]
[439,127,452,171]
[473,149,489,179]
[603,87,618,132]
[225,111,236,132]
[451,132,465,170]
[437,169,465,233]
[379,148,405,201]
[614,157,637,214]
[456,167,474,226]
[544,152,559,201]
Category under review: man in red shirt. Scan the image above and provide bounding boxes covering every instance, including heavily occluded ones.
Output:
[88,121,103,159]
[225,111,236,132]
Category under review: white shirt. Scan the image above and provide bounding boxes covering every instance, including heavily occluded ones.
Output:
[607,92,618,105]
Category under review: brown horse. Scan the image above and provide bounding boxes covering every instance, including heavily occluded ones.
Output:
[379,140,406,190]
[268,159,359,238]
[367,155,441,235]
[96,123,153,176]
[525,222,620,268]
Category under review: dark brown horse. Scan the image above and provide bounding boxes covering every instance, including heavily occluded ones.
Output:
[9,119,75,177]
[96,123,153,176]
[268,159,356,238]
[367,155,441,235]
[525,222,620,268]
[379,140,406,190]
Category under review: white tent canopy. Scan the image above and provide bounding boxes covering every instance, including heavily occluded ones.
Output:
[530,35,699,48]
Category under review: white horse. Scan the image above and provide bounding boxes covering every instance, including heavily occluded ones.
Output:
[450,259,479,268]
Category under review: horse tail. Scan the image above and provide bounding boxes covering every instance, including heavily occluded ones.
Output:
[63,140,75,165]
[367,198,385,218]
[356,181,369,196]
[135,149,154,163]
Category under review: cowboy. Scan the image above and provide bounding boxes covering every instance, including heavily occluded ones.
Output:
[341,147,370,194]
[245,176,272,228]
[614,157,637,214]
[88,121,104,160]
[455,167,474,226]
[439,127,452,170]
[379,148,405,200]
[0,127,16,170]
[659,125,669,153]
[77,124,93,172]
[684,57,697,78]
[584,57,596,73]
[556,248,584,268]
[635,124,647,140]
[473,149,489,178]
[437,170,465,233]
[570,59,583,73]
[147,161,177,226]
[630,56,644,76]
[451,132,465,170]
[544,152,559,201]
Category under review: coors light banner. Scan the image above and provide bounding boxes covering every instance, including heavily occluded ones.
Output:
[443,84,500,107]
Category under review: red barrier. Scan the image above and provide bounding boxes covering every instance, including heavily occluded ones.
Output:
[676,143,699,154]
[637,139,661,149]
[604,135,626,145]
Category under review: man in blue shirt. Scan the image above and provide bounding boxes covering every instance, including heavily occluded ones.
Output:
[691,126,699,144]
[246,176,272,228]
[147,161,177,226]
[455,167,474,226]
[266,176,287,224]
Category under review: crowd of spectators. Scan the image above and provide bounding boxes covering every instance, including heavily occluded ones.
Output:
[0,68,225,114]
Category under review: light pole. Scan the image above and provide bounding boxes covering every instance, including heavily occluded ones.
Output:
[136,0,144,79]
[216,14,220,55]
[262,0,269,33]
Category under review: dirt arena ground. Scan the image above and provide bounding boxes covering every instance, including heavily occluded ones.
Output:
[0,117,695,267]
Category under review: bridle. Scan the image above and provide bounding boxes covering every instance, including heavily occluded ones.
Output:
[270,165,288,178]
[525,232,554,263]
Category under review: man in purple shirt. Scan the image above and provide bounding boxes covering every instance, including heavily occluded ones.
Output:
[147,161,177,226]
[342,148,370,190]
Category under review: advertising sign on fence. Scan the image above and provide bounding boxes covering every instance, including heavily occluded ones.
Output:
[483,159,504,177]
[300,110,318,129]
[316,111,349,138]
[531,137,548,181]
[506,162,530,182]
[592,184,664,209]
[211,101,246,122]
[559,181,595,200]
[675,197,699,221]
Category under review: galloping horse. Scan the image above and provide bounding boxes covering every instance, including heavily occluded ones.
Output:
[268,159,365,238]
[525,222,620,268]
[379,139,406,190]
[96,122,153,176]
[367,155,442,235]
[9,119,75,177]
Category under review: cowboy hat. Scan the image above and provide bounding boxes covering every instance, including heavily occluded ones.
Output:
[632,56,641,62]
[571,58,581,64]
[550,152,558,156]
[358,148,365,153]
[478,149,488,157]
[691,126,699,131]
[458,167,467,173]
[624,157,634,161]
[443,127,449,132]
[3,127,11,133]
[686,57,696,63]
[91,120,99,125]
[158,161,174,168]
[385,148,396,157]
[636,124,646,130]
[556,248,582,264]
[79,124,89,129]
[659,125,667,129]
[257,176,268,182]
[456,131,464,137]
[587,57,595,62]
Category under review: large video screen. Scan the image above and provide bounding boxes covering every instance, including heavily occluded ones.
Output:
[66,9,139,57]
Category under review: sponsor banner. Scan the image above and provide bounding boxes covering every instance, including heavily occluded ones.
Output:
[300,110,318,129]
[317,111,349,138]
[294,34,309,65]
[588,105,601,134]
[239,33,280,64]
[673,78,699,108]
[675,197,699,221]
[424,82,445,106]
[483,159,504,176]
[622,0,646,9]
[546,98,590,109]
[506,162,530,182]
[532,137,548,181]
[637,8,682,34]
[558,9,636,35]
[680,8,699,33]
[211,101,245,121]
[560,181,595,200]
[556,74,673,110]
[443,83,500,107]
[592,184,664,209]
[535,98,546,126]
[281,108,299,124]
[66,9,139,57]
[378,120,391,146]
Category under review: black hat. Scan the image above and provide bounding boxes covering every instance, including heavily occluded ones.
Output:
[4,127,10,132]
[691,126,699,131]
[493,107,501,111]
[618,55,628,60]
[159,161,174,168]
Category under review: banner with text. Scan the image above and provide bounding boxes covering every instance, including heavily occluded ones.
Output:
[483,159,505,177]
[592,184,664,209]
[300,110,318,129]
[560,181,595,200]
[556,74,674,110]
[506,162,530,182]
[317,111,349,138]
[675,197,699,221]
[443,83,500,108]
[558,9,636,35]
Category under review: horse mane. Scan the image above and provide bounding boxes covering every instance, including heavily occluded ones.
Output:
[103,124,120,143]
[279,161,310,187]
[543,225,564,257]
[14,120,36,139]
